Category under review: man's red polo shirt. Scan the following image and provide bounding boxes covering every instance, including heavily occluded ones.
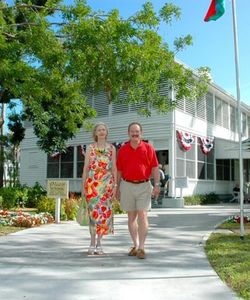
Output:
[116,141,158,181]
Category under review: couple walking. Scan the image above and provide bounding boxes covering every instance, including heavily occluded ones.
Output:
[81,121,160,259]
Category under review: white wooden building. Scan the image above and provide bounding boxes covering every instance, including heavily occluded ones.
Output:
[20,79,250,198]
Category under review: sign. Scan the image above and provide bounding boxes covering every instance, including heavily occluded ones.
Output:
[47,180,69,199]
[175,177,189,188]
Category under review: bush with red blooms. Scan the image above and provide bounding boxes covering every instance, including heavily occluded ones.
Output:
[227,215,250,224]
[0,210,54,227]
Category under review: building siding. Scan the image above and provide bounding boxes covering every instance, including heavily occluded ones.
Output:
[19,80,250,197]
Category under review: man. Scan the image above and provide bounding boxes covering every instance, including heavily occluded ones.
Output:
[116,122,160,259]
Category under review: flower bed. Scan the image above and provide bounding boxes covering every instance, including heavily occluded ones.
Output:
[0,210,54,227]
[226,215,250,224]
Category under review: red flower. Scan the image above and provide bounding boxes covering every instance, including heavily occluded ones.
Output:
[101,195,107,203]
[101,205,107,213]
[96,224,109,235]
[236,216,248,223]
[92,210,99,220]
[106,210,112,218]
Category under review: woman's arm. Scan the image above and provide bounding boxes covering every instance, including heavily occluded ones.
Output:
[82,146,91,197]
[111,145,117,198]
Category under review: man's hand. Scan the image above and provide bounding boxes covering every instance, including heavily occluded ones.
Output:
[152,186,160,198]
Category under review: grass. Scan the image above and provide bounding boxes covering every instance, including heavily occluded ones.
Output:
[205,222,250,300]
[0,225,25,236]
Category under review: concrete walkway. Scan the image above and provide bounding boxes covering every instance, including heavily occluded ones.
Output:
[0,204,249,300]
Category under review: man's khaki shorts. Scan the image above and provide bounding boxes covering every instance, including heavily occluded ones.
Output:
[120,180,153,211]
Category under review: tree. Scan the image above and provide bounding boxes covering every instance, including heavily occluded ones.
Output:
[0,101,25,186]
[0,0,210,155]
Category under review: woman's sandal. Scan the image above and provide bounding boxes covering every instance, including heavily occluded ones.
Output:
[87,246,95,255]
[95,246,104,255]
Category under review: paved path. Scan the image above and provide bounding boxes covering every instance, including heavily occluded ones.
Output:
[0,204,249,300]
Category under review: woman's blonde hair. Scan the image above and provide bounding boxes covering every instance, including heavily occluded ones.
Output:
[92,122,109,142]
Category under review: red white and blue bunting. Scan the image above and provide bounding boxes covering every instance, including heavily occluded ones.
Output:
[177,130,195,151]
[49,136,214,157]
[200,137,214,154]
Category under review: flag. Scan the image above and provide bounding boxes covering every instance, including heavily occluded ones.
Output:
[204,0,225,22]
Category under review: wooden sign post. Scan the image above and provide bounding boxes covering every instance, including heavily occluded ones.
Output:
[47,180,69,223]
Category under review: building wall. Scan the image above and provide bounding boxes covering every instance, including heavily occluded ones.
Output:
[19,82,250,196]
[20,112,172,191]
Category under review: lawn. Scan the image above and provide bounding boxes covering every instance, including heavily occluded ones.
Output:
[0,225,25,236]
[205,222,250,300]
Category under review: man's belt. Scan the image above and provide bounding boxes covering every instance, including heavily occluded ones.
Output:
[123,178,149,184]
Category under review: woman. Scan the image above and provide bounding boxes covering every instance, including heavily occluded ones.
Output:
[82,122,117,255]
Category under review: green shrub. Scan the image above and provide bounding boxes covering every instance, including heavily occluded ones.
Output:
[184,193,220,206]
[62,197,79,220]
[26,182,47,208]
[0,187,18,209]
[112,199,125,214]
[184,195,202,205]
[37,196,67,220]
[37,196,56,215]
[201,192,219,204]
[0,196,2,209]
[15,186,29,208]
[0,183,48,210]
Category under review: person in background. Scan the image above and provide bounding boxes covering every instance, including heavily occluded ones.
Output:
[163,163,170,196]
[82,122,117,255]
[230,183,240,203]
[152,164,165,207]
[159,164,165,187]
[116,122,160,259]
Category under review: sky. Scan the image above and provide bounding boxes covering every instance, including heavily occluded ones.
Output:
[81,0,250,105]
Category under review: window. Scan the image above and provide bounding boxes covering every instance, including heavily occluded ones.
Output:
[186,160,196,178]
[206,92,214,124]
[176,134,196,179]
[77,146,85,178]
[112,91,129,114]
[94,93,109,116]
[47,147,74,178]
[215,97,222,126]
[61,147,74,178]
[230,105,236,132]
[112,101,129,114]
[176,98,184,111]
[185,98,196,116]
[47,154,60,178]
[216,159,235,181]
[222,101,229,129]
[242,113,247,136]
[86,92,109,116]
[243,159,250,182]
[247,116,250,137]
[197,140,214,180]
[196,96,206,120]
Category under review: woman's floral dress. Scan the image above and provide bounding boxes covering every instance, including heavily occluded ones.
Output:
[85,143,115,235]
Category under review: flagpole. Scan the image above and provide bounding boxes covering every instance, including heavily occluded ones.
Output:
[231,0,244,239]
